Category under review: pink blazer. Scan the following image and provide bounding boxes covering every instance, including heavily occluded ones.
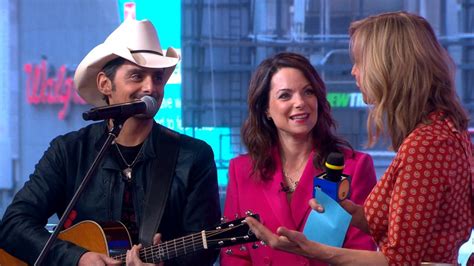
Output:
[220,148,377,266]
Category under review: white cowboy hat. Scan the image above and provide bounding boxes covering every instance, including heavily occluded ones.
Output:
[74,19,180,106]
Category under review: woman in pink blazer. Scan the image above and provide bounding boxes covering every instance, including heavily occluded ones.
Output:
[220,52,377,266]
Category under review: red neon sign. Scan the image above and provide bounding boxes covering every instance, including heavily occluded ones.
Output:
[24,59,87,120]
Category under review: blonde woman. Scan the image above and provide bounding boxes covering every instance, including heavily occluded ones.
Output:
[246,11,473,265]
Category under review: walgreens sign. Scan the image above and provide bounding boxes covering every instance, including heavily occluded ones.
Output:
[24,59,87,120]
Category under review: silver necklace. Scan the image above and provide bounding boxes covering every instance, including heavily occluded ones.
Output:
[281,156,307,193]
[115,143,144,181]
[282,171,299,193]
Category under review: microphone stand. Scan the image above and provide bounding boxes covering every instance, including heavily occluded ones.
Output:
[34,118,126,266]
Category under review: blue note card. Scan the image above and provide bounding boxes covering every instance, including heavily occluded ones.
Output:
[302,187,351,247]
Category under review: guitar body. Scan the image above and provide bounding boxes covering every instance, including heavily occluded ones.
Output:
[0,249,25,266]
[0,220,131,265]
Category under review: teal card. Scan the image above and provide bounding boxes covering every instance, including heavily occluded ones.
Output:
[302,188,351,247]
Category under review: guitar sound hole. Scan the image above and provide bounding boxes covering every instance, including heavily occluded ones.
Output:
[108,240,130,257]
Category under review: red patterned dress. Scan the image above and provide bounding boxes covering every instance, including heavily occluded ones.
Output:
[364,111,473,265]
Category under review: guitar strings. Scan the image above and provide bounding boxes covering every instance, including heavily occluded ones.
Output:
[112,223,250,263]
[112,230,206,263]
[113,227,240,263]
[138,226,244,262]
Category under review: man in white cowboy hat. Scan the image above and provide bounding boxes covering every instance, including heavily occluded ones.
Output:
[0,19,221,265]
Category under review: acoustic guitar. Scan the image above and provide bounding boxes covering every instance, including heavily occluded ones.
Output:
[0,214,259,265]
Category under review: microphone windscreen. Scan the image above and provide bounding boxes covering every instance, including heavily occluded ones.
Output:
[326,152,344,169]
[325,152,344,182]
[140,96,159,118]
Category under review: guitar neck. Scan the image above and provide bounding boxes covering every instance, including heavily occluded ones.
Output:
[112,231,206,263]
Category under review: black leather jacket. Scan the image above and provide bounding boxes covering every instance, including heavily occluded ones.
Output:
[0,121,221,265]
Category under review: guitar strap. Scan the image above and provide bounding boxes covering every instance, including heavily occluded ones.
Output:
[139,126,180,247]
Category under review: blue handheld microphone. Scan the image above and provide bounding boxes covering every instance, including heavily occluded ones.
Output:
[313,152,351,202]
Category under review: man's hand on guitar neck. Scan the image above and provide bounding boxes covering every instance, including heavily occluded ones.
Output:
[77,233,163,266]
[78,252,121,265]
[127,233,164,266]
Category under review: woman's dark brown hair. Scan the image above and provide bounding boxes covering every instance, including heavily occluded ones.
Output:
[241,52,353,180]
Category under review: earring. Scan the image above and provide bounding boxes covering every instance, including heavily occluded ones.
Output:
[265,110,271,120]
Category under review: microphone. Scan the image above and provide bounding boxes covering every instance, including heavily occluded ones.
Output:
[82,96,158,121]
[313,152,351,202]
